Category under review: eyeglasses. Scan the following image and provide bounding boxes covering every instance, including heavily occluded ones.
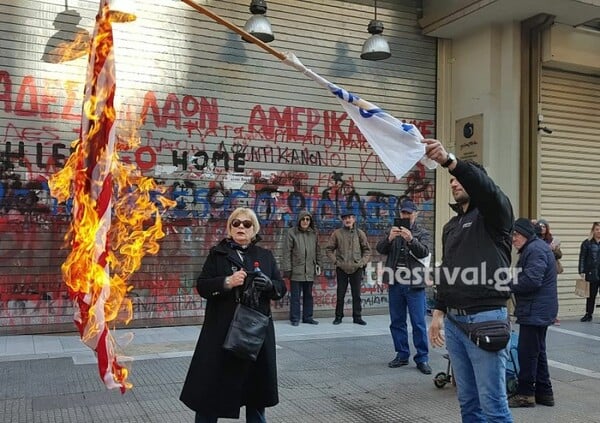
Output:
[301,217,311,221]
[231,219,253,229]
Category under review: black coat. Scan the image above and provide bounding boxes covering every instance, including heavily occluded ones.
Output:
[180,238,286,418]
[579,238,600,283]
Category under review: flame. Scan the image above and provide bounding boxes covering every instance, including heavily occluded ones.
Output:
[45,31,91,64]
[48,2,174,392]
[50,121,175,390]
[107,10,137,23]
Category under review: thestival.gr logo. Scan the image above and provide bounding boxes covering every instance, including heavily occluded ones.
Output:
[364,262,521,291]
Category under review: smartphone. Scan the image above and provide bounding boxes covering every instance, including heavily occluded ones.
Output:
[394,217,411,228]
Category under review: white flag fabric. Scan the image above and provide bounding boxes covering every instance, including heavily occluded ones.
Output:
[282,53,436,179]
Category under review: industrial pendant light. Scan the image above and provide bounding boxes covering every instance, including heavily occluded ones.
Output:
[360,0,391,60]
[243,0,274,43]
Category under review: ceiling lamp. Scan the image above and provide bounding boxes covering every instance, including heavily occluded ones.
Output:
[360,0,391,60]
[243,0,274,43]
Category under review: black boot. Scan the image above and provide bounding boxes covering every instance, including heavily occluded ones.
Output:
[580,313,592,322]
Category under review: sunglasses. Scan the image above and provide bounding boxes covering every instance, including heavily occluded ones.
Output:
[301,217,311,221]
[231,219,253,229]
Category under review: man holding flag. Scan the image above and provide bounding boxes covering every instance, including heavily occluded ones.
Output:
[425,138,514,422]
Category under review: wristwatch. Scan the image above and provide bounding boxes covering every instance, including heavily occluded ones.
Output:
[441,152,456,168]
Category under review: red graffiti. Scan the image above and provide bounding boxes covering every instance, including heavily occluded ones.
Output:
[0,71,79,120]
[140,91,219,131]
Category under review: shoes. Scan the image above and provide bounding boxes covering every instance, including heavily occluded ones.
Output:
[416,362,432,375]
[291,321,299,326]
[508,394,535,408]
[353,318,367,326]
[580,314,592,322]
[333,318,342,325]
[535,394,555,406]
[553,318,560,326]
[388,357,409,368]
[302,319,319,325]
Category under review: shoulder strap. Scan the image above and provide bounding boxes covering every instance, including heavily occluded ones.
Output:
[445,312,470,336]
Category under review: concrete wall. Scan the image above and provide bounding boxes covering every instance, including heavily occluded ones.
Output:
[433,22,521,251]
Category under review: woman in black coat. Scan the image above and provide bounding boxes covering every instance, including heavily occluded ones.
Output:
[579,221,600,322]
[180,207,286,422]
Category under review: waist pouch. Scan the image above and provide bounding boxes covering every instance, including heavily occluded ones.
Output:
[447,313,510,352]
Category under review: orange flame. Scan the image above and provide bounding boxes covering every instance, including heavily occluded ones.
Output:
[45,31,91,64]
[50,124,176,391]
[48,3,174,392]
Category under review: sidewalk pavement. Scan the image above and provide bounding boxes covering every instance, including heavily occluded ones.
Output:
[1,315,600,422]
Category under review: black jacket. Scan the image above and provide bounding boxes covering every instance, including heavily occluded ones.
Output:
[579,238,600,283]
[180,238,286,418]
[435,159,514,312]
[376,222,431,288]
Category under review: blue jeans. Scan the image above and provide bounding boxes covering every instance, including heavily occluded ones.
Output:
[388,284,428,363]
[195,407,266,423]
[290,281,314,323]
[445,308,513,423]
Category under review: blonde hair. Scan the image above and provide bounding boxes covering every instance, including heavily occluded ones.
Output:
[226,207,260,240]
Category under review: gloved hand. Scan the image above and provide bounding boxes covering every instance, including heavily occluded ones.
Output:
[253,274,273,291]
[283,271,291,279]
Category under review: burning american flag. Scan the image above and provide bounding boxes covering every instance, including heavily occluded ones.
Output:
[49,0,174,392]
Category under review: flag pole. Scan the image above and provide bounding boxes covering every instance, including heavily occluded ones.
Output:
[180,0,285,60]
[179,0,437,178]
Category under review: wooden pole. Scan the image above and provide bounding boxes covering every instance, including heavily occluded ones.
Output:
[180,0,286,61]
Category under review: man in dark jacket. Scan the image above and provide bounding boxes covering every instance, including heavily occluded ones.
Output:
[376,199,432,374]
[424,139,514,422]
[508,218,558,408]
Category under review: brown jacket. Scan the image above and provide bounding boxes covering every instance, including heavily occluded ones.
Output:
[325,225,372,274]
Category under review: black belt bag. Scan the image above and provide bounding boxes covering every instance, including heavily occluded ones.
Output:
[447,313,510,352]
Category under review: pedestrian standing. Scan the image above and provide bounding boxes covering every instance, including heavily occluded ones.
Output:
[326,211,372,325]
[534,218,562,325]
[578,221,600,322]
[424,139,514,423]
[281,210,321,326]
[509,218,558,408]
[180,207,286,422]
[376,199,432,374]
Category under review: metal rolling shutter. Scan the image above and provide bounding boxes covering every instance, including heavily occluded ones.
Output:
[0,0,437,333]
[539,68,600,316]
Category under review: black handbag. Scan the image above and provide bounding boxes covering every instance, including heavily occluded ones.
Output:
[447,313,511,352]
[222,302,269,361]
